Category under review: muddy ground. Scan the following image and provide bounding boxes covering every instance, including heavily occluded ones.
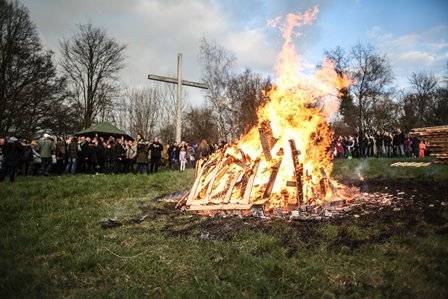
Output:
[118,179,448,253]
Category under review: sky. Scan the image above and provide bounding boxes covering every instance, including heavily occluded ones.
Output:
[23,0,448,106]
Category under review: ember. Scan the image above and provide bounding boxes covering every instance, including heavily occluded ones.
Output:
[178,7,351,216]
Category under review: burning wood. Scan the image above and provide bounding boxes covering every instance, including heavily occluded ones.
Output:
[223,171,244,203]
[259,129,273,161]
[177,7,351,216]
[288,139,304,205]
[189,203,252,211]
[239,149,250,164]
[286,181,296,187]
[261,121,277,147]
[319,167,337,195]
[263,159,282,199]
[242,160,260,204]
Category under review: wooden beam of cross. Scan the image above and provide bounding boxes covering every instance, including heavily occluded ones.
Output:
[147,53,208,143]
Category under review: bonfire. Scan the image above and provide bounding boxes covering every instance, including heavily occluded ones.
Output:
[178,6,351,215]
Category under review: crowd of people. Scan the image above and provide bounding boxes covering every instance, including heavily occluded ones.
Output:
[332,129,428,159]
[0,128,429,183]
[0,133,222,183]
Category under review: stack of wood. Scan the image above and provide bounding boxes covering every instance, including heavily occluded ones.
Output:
[177,121,335,215]
[410,125,448,162]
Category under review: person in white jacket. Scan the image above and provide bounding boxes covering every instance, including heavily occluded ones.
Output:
[179,145,187,171]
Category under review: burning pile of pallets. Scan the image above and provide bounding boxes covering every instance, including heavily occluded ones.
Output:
[176,120,337,215]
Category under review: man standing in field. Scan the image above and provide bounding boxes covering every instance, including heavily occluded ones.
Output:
[39,134,55,176]
[149,137,163,173]
[1,137,23,182]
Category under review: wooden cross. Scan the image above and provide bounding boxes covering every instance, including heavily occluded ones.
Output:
[147,53,208,143]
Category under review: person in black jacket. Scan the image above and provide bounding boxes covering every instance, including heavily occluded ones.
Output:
[21,140,33,176]
[113,138,125,173]
[79,136,89,173]
[2,137,23,183]
[66,137,78,174]
[97,137,105,172]
[88,138,99,174]
[358,132,367,158]
[149,137,163,173]
[411,134,420,158]
[385,132,393,157]
[353,134,359,158]
[375,132,384,157]
[104,139,115,174]
[55,137,66,175]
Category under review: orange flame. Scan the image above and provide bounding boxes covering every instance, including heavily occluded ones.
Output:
[185,6,352,213]
[234,6,350,207]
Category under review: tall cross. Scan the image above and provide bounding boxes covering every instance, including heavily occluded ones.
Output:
[147,53,208,143]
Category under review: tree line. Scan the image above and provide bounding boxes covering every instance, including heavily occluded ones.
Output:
[1,0,447,143]
[326,45,448,135]
[1,0,126,138]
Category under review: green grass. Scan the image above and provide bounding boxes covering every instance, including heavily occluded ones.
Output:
[332,157,448,181]
[0,160,447,298]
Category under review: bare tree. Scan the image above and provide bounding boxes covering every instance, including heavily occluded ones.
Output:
[110,83,188,142]
[434,62,448,125]
[158,82,188,129]
[156,82,189,142]
[128,87,163,139]
[199,37,236,140]
[324,46,349,77]
[60,23,126,129]
[325,44,393,133]
[109,94,129,133]
[324,47,356,132]
[226,69,271,136]
[96,82,122,122]
[0,0,74,137]
[434,85,448,125]
[399,71,447,131]
[369,96,401,132]
[182,105,219,144]
[349,43,393,132]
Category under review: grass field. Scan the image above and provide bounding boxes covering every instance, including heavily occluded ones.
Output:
[1,158,448,298]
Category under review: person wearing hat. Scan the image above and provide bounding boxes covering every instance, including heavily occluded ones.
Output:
[39,133,55,176]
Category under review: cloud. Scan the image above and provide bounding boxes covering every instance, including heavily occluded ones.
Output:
[368,25,448,86]
[22,0,342,107]
[24,0,304,105]
[396,51,435,65]
[225,28,277,73]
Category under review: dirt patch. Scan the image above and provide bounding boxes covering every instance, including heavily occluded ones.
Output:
[109,179,448,252]
[159,179,448,249]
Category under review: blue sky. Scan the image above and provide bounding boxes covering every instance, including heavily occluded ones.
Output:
[24,0,448,104]
[215,0,448,85]
[310,0,448,85]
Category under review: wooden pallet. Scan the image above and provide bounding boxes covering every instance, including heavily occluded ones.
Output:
[410,125,448,162]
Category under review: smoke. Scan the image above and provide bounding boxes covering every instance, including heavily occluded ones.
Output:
[319,95,341,118]
[354,159,369,181]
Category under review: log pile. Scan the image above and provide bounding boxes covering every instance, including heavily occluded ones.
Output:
[181,149,261,213]
[410,125,448,162]
[178,121,337,215]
